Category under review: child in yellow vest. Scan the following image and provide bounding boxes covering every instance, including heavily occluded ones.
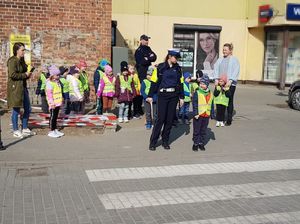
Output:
[179,72,192,125]
[115,61,136,123]
[192,75,213,151]
[67,66,84,114]
[46,65,64,138]
[129,64,143,119]
[97,65,116,113]
[214,74,231,127]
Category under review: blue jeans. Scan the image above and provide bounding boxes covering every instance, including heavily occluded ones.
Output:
[118,102,129,119]
[12,89,31,131]
[178,102,190,119]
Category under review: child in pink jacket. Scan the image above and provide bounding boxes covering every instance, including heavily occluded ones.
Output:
[46,65,65,138]
[97,65,116,113]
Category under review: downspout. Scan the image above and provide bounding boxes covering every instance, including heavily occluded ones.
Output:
[243,0,249,84]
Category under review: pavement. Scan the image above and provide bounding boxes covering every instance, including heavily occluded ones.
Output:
[0,84,299,224]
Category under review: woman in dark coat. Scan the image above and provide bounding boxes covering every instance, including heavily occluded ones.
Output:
[7,42,34,138]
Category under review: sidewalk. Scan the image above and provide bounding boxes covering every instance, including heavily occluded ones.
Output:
[0,84,299,224]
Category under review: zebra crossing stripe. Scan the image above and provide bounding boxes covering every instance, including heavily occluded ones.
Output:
[164,211,300,224]
[98,180,300,209]
[86,159,300,182]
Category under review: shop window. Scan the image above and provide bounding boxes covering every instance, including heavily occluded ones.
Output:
[286,31,300,83]
[264,31,284,82]
[173,24,221,78]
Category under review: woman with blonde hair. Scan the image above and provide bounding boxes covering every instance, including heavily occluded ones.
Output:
[214,43,240,126]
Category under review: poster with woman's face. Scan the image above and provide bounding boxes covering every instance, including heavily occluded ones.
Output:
[197,32,219,78]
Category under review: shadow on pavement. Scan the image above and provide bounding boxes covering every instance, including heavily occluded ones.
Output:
[2,135,34,150]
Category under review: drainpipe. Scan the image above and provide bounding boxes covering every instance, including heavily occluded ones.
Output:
[243,0,250,84]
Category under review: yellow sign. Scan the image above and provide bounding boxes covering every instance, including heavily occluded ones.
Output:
[9,34,31,70]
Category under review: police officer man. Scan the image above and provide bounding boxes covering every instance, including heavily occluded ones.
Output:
[147,49,184,151]
[135,34,157,81]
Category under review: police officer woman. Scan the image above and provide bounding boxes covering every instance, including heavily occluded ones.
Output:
[146,49,184,151]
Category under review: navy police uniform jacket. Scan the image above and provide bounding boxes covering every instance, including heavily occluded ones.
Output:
[148,62,184,99]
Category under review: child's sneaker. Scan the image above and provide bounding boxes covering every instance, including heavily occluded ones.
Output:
[48,131,60,138]
[22,128,36,136]
[216,121,220,127]
[55,129,65,137]
[184,119,190,125]
[13,130,23,138]
[220,122,225,127]
[124,117,129,123]
[118,118,123,123]
[146,123,152,130]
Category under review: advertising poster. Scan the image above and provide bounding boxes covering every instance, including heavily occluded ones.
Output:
[9,34,31,70]
[196,32,220,79]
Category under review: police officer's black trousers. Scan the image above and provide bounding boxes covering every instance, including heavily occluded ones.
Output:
[150,92,178,146]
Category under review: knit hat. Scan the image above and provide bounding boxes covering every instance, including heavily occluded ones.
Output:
[69,66,79,75]
[48,65,60,76]
[104,65,113,74]
[183,72,191,79]
[219,74,228,84]
[98,58,110,70]
[120,61,128,72]
[59,66,68,76]
[200,75,210,86]
[76,59,87,69]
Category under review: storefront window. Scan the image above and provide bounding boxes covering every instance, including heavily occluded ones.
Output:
[286,31,300,83]
[264,32,283,82]
[173,31,195,74]
[173,27,220,78]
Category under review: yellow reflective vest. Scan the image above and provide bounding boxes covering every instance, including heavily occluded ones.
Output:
[47,81,63,106]
[214,86,229,106]
[197,90,213,116]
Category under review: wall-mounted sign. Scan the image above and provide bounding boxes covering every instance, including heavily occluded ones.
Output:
[9,34,31,70]
[259,5,273,23]
[287,3,300,20]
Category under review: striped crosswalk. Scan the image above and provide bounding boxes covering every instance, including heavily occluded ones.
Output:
[86,159,300,182]
[99,180,300,209]
[164,211,300,224]
[86,158,300,223]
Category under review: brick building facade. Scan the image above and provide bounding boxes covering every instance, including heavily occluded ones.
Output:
[0,0,112,100]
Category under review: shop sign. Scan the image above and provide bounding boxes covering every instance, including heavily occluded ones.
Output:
[259,5,273,23]
[287,3,300,20]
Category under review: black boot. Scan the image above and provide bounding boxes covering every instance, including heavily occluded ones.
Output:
[149,144,156,151]
[162,142,170,150]
[199,144,206,151]
[192,144,198,151]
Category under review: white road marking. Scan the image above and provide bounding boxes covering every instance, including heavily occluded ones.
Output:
[164,211,300,224]
[98,180,300,209]
[86,159,300,182]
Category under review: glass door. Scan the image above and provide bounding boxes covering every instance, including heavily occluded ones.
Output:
[286,31,300,83]
[263,31,284,82]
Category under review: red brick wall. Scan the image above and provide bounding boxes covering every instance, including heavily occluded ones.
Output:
[0,0,112,100]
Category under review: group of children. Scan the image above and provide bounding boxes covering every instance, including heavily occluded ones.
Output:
[36,58,231,146]
[36,60,90,138]
[93,59,158,127]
